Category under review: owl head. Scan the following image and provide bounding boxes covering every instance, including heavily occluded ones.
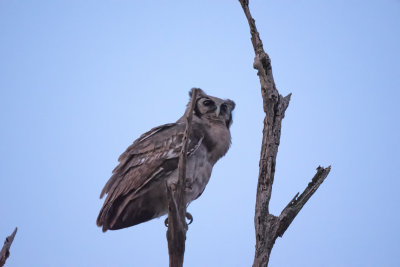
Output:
[186,88,235,128]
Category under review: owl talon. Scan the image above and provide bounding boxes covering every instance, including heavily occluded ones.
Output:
[164,213,193,227]
[186,212,193,225]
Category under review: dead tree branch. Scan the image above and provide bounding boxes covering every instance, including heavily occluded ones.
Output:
[166,89,199,267]
[0,227,18,267]
[238,1,331,266]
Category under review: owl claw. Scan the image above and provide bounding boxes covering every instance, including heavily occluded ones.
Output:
[186,212,193,225]
[164,212,193,227]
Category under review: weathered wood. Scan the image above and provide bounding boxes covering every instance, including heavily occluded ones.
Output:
[276,166,331,238]
[166,89,199,267]
[0,227,17,267]
[238,1,331,266]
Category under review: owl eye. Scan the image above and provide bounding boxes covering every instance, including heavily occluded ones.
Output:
[220,104,228,112]
[203,100,214,106]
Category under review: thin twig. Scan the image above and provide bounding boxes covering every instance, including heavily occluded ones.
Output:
[238,1,331,266]
[276,166,331,238]
[166,89,199,267]
[0,227,18,267]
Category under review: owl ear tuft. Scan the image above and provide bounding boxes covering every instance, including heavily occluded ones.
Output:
[189,88,206,98]
[226,99,236,111]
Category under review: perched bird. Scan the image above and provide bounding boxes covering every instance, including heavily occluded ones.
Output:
[97,88,235,232]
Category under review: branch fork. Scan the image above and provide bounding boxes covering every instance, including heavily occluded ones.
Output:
[238,1,331,266]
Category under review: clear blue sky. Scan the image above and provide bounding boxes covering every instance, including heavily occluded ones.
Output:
[1,1,399,266]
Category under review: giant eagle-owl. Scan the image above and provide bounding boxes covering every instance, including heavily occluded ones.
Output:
[97,88,235,232]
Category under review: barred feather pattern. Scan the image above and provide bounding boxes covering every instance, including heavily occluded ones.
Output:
[97,122,205,231]
[96,89,235,232]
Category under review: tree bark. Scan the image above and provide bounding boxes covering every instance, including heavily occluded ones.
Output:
[166,89,199,267]
[237,1,331,266]
[0,227,17,267]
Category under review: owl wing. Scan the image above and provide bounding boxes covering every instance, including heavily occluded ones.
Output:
[97,122,204,229]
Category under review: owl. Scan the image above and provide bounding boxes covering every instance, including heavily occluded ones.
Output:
[97,88,235,232]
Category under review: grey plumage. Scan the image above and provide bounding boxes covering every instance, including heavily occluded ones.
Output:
[97,88,235,232]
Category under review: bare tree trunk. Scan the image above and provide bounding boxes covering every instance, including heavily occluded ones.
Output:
[166,89,199,267]
[0,227,17,267]
[237,1,331,266]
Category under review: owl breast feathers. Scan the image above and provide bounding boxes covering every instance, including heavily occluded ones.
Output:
[97,88,235,232]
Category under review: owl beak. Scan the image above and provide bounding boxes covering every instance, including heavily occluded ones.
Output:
[215,105,221,117]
